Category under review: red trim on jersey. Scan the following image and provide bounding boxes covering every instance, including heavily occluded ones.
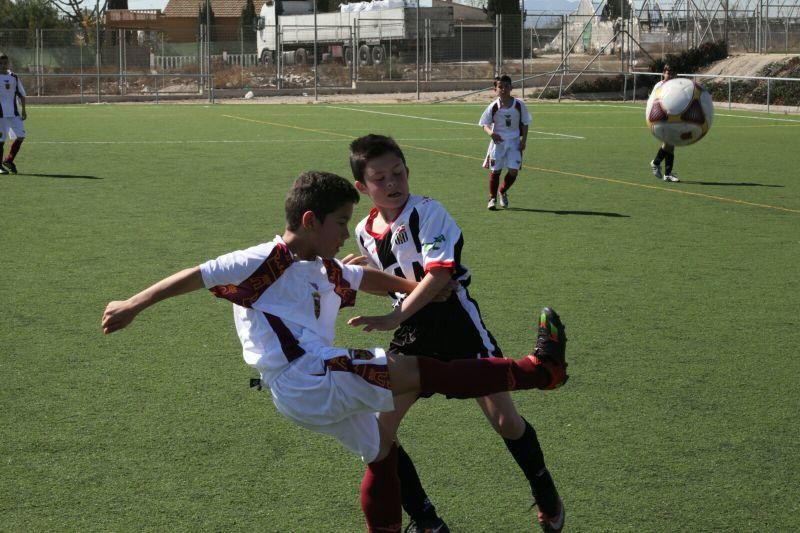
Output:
[364,199,409,240]
[263,312,305,362]
[325,355,391,389]
[425,261,455,273]
[209,242,293,308]
[322,259,357,308]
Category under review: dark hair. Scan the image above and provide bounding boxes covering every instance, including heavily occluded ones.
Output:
[663,64,674,72]
[0,53,7,60]
[494,75,512,87]
[285,171,359,230]
[349,134,407,183]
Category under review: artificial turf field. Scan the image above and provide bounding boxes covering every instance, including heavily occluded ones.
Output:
[2,101,799,531]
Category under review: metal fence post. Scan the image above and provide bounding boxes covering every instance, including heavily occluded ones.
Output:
[521,12,525,97]
[96,1,101,104]
[766,77,770,113]
[728,77,731,109]
[623,73,627,102]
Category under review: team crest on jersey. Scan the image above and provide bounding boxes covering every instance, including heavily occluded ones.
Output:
[348,348,376,360]
[3,82,9,91]
[421,234,445,252]
[309,282,321,318]
[393,225,408,245]
[504,112,512,127]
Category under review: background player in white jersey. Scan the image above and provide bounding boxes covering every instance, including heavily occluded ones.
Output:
[0,53,27,175]
[348,135,566,533]
[101,170,568,532]
[649,65,680,182]
[479,75,532,210]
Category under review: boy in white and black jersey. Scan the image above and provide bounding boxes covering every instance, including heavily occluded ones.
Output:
[0,53,27,175]
[349,135,567,533]
[102,170,569,532]
[479,74,532,210]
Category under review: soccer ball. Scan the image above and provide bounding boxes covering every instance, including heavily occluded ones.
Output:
[646,78,714,146]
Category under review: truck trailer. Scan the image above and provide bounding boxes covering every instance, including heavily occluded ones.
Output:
[256,0,455,65]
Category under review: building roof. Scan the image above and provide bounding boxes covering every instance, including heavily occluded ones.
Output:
[163,0,249,18]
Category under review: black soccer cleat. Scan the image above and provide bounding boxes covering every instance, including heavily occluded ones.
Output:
[529,307,568,389]
[0,163,7,175]
[537,498,565,532]
[3,160,16,174]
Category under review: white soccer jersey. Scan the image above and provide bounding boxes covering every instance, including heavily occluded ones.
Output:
[479,97,532,145]
[355,196,500,357]
[199,235,364,384]
[0,70,25,118]
[355,195,469,298]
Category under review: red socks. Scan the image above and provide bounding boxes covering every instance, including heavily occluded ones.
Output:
[361,443,402,533]
[488,171,501,198]
[6,138,23,162]
[417,355,551,399]
[499,172,517,193]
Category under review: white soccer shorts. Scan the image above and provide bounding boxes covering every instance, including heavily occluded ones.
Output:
[269,345,395,462]
[483,140,522,171]
[0,117,25,142]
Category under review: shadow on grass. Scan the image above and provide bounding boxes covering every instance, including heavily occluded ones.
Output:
[13,173,102,180]
[680,180,783,187]
[505,207,629,217]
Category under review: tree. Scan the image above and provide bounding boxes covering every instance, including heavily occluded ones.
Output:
[607,0,632,21]
[198,2,216,40]
[487,0,522,60]
[240,0,256,28]
[2,0,73,29]
[486,0,519,19]
[108,0,128,9]
[50,0,104,33]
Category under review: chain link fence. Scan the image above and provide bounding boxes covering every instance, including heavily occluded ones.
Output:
[1,4,798,103]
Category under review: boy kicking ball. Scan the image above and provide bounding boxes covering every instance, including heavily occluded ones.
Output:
[101,171,568,532]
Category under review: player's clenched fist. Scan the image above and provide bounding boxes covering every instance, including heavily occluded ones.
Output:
[101,300,138,334]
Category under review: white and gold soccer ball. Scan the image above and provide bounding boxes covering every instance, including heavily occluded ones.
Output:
[646,77,714,146]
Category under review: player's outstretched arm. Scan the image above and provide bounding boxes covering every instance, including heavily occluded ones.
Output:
[101,266,204,334]
[349,268,453,332]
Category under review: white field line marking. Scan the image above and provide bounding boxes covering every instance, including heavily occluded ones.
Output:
[219,113,799,214]
[327,105,585,139]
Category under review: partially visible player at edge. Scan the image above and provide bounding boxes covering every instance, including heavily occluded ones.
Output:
[0,52,27,176]
[479,74,532,210]
[347,134,566,533]
[649,64,680,183]
[101,171,569,533]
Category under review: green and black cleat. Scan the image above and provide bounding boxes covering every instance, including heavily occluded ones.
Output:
[530,307,568,389]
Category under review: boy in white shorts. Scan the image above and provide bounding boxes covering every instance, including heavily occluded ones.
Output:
[101,170,568,532]
[479,74,532,210]
[0,53,27,175]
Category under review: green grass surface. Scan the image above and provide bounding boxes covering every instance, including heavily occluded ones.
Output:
[2,101,799,531]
